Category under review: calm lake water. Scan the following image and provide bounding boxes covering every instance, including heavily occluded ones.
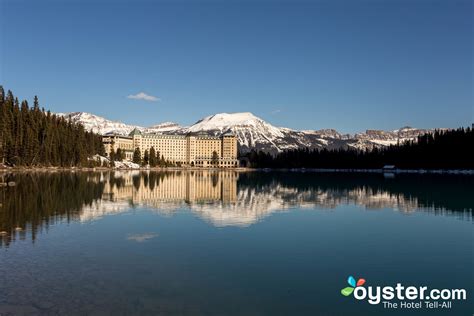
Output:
[0,171,472,315]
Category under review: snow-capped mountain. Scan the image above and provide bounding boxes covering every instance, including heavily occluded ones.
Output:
[350,127,433,149]
[57,112,182,135]
[59,111,437,153]
[182,112,296,152]
[180,112,434,153]
[147,122,181,132]
[57,112,142,135]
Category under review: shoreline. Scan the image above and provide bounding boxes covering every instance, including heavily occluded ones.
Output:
[259,168,474,175]
[0,166,253,173]
[0,166,473,175]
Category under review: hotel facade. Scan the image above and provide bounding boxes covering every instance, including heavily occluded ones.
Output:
[102,129,238,167]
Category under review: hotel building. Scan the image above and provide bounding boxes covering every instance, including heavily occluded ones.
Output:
[102,129,238,167]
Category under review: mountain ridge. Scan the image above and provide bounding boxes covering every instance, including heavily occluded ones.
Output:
[58,111,439,153]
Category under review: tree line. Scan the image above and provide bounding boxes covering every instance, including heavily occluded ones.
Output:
[134,147,176,167]
[112,146,220,167]
[0,86,105,167]
[109,146,178,167]
[245,127,473,170]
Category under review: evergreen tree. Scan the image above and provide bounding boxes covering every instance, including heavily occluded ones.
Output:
[149,147,157,167]
[143,149,149,166]
[109,148,116,162]
[0,86,104,167]
[116,148,123,161]
[212,151,219,166]
[133,147,141,164]
[160,154,166,166]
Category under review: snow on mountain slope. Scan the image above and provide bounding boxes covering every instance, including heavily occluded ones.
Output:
[347,126,434,150]
[183,112,291,152]
[183,112,420,153]
[59,111,436,153]
[58,112,181,135]
[58,112,142,135]
[187,112,284,137]
[147,122,182,132]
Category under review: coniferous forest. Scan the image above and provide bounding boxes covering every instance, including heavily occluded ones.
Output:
[245,127,473,170]
[0,86,104,167]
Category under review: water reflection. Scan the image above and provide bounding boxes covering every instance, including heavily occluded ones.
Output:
[0,171,472,246]
[0,172,105,247]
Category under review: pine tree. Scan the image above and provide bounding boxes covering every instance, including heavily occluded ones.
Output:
[0,87,105,167]
[212,151,219,166]
[160,154,165,166]
[133,147,141,164]
[149,147,157,167]
[110,148,116,162]
[116,148,123,161]
[143,149,149,166]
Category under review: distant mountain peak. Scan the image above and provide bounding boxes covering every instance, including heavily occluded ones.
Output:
[192,112,263,127]
[58,112,181,135]
[60,111,437,154]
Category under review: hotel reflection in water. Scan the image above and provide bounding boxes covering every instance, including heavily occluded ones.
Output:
[95,171,470,226]
[1,172,470,247]
[102,171,238,207]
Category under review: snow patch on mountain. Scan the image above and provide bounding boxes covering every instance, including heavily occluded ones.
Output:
[186,112,285,137]
[58,112,181,135]
[147,122,182,132]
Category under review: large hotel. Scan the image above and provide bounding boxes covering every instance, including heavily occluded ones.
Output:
[102,129,239,167]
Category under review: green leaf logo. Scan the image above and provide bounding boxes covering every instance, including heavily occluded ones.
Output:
[341,287,354,296]
[341,276,366,297]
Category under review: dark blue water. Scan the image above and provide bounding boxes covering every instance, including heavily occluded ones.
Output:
[0,171,472,315]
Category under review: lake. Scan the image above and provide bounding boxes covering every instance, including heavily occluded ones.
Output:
[0,171,472,315]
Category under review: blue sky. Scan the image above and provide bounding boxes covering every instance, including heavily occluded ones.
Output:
[1,0,472,132]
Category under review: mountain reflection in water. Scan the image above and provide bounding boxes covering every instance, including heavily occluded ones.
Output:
[0,171,472,246]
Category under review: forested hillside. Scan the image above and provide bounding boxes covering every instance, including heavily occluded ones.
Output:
[0,86,104,167]
[246,127,473,170]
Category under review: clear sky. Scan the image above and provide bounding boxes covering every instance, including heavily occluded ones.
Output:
[1,0,472,133]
